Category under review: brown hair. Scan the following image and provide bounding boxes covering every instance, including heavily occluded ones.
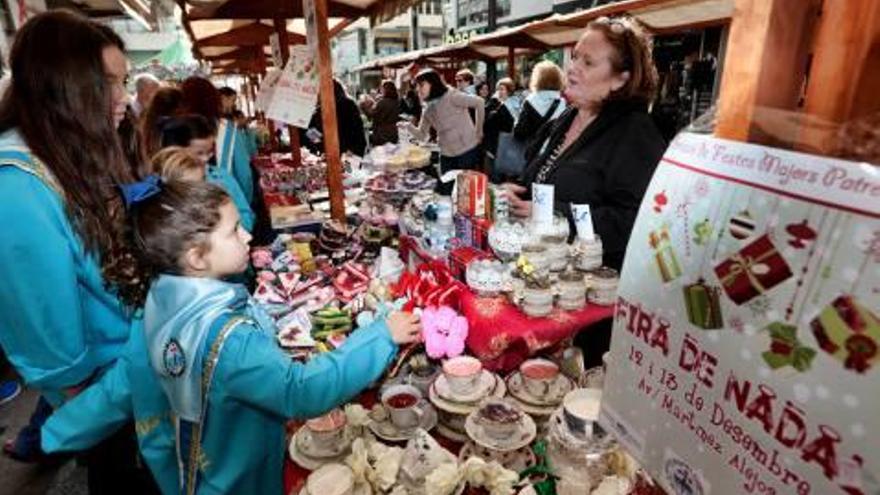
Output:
[529,61,564,92]
[0,10,147,307]
[140,87,183,160]
[381,80,399,100]
[150,147,204,181]
[180,76,222,128]
[496,77,516,95]
[455,69,474,85]
[586,16,658,103]
[131,180,230,283]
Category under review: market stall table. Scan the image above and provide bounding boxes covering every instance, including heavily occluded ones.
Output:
[461,291,615,372]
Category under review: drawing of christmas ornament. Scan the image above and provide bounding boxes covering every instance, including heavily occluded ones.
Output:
[714,234,793,305]
[761,322,817,372]
[785,220,817,249]
[648,224,682,282]
[728,209,756,240]
[810,295,880,374]
[653,190,668,213]
[683,278,724,330]
[693,218,713,246]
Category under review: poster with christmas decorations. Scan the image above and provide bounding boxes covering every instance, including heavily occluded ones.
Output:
[599,132,879,495]
[266,45,318,128]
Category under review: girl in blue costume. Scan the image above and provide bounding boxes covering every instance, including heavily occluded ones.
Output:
[0,9,160,492]
[45,179,422,494]
[182,77,255,205]
[158,114,255,232]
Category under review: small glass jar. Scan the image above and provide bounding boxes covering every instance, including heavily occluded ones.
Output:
[588,267,619,306]
[522,285,554,317]
[541,235,570,272]
[557,271,586,310]
[571,237,603,272]
[521,244,550,273]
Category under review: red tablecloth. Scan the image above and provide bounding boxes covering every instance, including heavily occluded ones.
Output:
[461,290,614,372]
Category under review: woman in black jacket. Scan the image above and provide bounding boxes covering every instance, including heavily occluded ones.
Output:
[482,78,516,166]
[504,16,667,271]
[303,79,367,156]
[362,80,401,146]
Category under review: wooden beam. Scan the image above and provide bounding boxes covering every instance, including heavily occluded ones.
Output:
[714,0,820,145]
[312,0,346,222]
[194,22,306,47]
[799,0,880,154]
[186,0,364,21]
[507,45,515,80]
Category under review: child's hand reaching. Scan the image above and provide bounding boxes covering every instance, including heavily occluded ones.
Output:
[386,311,422,345]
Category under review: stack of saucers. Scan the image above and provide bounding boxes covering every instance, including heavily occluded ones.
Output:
[428,356,505,442]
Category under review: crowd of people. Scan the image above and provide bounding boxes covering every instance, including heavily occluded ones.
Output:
[0,8,667,495]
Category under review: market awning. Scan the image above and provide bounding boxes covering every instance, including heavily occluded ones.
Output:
[181,0,425,25]
[355,0,734,72]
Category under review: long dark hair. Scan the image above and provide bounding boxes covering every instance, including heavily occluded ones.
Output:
[159,114,216,148]
[0,10,147,306]
[414,69,448,101]
[180,76,222,128]
[140,86,183,160]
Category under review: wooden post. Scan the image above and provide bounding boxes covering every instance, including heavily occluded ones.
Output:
[799,0,880,153]
[507,46,515,80]
[714,0,820,146]
[311,0,346,222]
[274,17,304,167]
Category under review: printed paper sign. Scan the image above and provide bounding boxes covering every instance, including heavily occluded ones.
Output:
[266,46,318,128]
[600,132,880,495]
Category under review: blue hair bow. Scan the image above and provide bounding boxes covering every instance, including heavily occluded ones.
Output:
[120,174,162,208]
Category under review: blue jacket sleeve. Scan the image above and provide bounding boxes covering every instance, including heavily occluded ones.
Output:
[208,166,255,232]
[217,320,398,419]
[232,131,254,204]
[0,169,95,394]
[40,356,132,453]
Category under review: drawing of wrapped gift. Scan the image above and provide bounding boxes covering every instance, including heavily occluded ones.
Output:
[761,322,816,372]
[810,295,880,374]
[713,234,792,305]
[683,278,724,329]
[649,224,682,283]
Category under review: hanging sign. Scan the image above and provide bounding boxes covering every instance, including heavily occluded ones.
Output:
[303,0,318,52]
[265,46,318,128]
[600,132,880,495]
[269,32,283,68]
[255,69,282,112]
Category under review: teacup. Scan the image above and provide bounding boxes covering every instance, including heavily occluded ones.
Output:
[562,388,602,440]
[381,384,425,430]
[476,400,523,440]
[305,408,348,452]
[442,356,483,396]
[520,358,560,398]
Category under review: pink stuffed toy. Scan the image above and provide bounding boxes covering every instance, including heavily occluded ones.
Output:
[422,305,468,359]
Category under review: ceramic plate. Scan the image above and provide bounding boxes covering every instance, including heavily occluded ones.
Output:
[465,412,537,452]
[505,372,574,407]
[293,426,354,460]
[433,370,497,404]
[367,402,438,442]
[459,442,537,473]
[506,394,557,418]
[435,421,469,444]
[429,375,506,415]
[289,433,350,471]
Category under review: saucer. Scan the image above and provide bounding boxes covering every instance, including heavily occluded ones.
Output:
[465,411,537,452]
[547,409,611,455]
[289,432,350,471]
[434,370,497,404]
[429,375,507,416]
[459,442,537,473]
[505,371,574,407]
[293,426,354,460]
[435,421,469,443]
[368,402,438,442]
